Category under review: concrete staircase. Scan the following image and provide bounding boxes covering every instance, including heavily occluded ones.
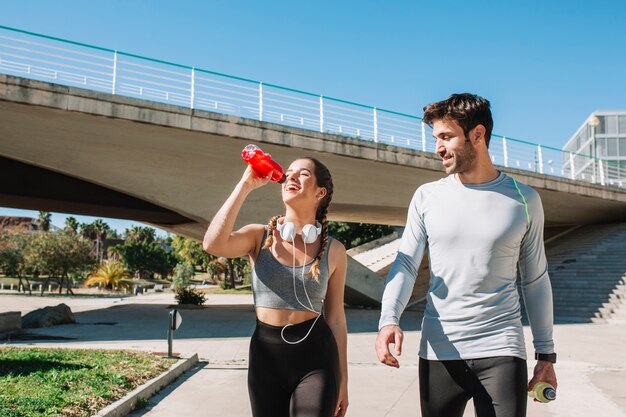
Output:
[349,232,400,278]
[345,223,626,324]
[605,281,626,320]
[607,291,626,324]
[343,233,398,308]
[543,223,626,323]
[344,232,428,312]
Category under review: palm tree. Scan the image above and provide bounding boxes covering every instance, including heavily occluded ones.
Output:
[92,220,110,241]
[92,219,111,262]
[79,223,99,259]
[65,216,79,233]
[80,223,98,241]
[37,211,52,232]
[84,260,133,292]
[124,226,155,244]
[107,244,123,261]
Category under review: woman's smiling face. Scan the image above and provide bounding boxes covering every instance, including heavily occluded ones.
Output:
[282,159,326,207]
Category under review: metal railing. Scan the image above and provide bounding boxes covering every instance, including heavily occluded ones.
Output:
[1,25,624,188]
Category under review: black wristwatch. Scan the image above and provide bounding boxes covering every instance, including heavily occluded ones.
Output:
[535,352,557,363]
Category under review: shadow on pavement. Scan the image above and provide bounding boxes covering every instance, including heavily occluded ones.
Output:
[7,303,423,344]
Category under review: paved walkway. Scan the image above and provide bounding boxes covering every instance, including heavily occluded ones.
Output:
[2,292,625,417]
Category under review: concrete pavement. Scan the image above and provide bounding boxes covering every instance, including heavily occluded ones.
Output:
[2,292,625,417]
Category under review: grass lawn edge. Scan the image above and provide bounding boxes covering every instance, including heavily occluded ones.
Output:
[93,353,199,417]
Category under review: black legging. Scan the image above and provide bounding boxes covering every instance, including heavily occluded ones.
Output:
[248,317,340,417]
[419,356,528,417]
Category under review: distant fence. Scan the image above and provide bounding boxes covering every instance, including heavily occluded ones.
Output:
[1,25,623,188]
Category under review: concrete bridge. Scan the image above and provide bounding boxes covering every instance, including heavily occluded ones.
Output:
[2,74,626,242]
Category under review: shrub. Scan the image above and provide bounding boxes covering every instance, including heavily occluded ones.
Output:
[84,260,133,292]
[174,286,206,306]
[172,262,194,287]
[220,279,233,290]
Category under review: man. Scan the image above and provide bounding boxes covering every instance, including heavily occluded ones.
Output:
[375,93,557,417]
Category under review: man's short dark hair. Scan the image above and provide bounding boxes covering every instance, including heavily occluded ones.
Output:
[422,93,493,148]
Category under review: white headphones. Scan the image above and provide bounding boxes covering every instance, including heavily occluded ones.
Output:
[277,219,322,244]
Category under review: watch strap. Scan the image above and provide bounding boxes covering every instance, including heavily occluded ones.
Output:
[535,352,557,363]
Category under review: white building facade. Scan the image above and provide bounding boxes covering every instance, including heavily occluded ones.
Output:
[563,111,626,187]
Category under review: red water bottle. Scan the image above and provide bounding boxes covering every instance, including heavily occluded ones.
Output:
[241,144,286,183]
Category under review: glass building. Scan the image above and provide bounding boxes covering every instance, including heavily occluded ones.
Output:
[563,111,626,187]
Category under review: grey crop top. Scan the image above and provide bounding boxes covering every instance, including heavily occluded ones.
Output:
[251,230,332,312]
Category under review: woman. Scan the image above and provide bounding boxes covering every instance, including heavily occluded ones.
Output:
[203,156,349,417]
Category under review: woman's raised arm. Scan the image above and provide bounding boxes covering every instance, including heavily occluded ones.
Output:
[203,166,271,258]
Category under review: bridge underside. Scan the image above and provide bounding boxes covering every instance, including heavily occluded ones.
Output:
[2,75,626,241]
[0,156,193,226]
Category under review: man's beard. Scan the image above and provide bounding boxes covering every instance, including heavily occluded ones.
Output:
[445,139,477,174]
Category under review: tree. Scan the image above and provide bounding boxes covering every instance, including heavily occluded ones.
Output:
[156,234,172,245]
[23,231,95,295]
[64,217,79,234]
[0,233,32,294]
[37,211,52,232]
[327,221,394,249]
[92,219,110,242]
[106,229,121,239]
[172,262,195,287]
[92,219,111,262]
[171,235,213,271]
[0,232,30,293]
[0,232,26,277]
[77,220,116,261]
[206,258,227,282]
[79,222,98,241]
[112,241,178,280]
[107,244,123,261]
[221,257,249,289]
[124,226,156,244]
[84,260,133,292]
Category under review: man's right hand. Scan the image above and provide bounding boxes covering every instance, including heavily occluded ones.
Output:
[375,325,404,368]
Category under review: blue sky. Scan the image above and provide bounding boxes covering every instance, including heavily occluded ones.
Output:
[2,0,625,233]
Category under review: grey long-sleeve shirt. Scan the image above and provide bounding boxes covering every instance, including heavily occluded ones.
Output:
[379,172,554,360]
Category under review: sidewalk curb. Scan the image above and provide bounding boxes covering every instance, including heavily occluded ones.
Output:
[92,353,200,417]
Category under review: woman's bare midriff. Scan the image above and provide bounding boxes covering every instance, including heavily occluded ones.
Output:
[255,306,319,326]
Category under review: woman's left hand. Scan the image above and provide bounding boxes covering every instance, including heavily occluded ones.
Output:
[334,384,349,417]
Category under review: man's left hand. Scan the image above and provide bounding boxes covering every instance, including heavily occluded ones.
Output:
[528,360,558,401]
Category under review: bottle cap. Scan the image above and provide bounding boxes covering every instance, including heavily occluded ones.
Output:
[544,388,556,401]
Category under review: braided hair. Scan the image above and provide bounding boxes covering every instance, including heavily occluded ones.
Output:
[307,157,333,280]
[262,215,282,250]
[262,157,333,280]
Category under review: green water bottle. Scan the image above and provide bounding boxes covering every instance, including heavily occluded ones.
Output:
[528,382,556,403]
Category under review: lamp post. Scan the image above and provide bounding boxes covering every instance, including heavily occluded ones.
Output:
[588,115,600,183]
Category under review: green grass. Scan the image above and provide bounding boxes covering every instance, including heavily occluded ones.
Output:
[0,276,49,285]
[0,347,176,417]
